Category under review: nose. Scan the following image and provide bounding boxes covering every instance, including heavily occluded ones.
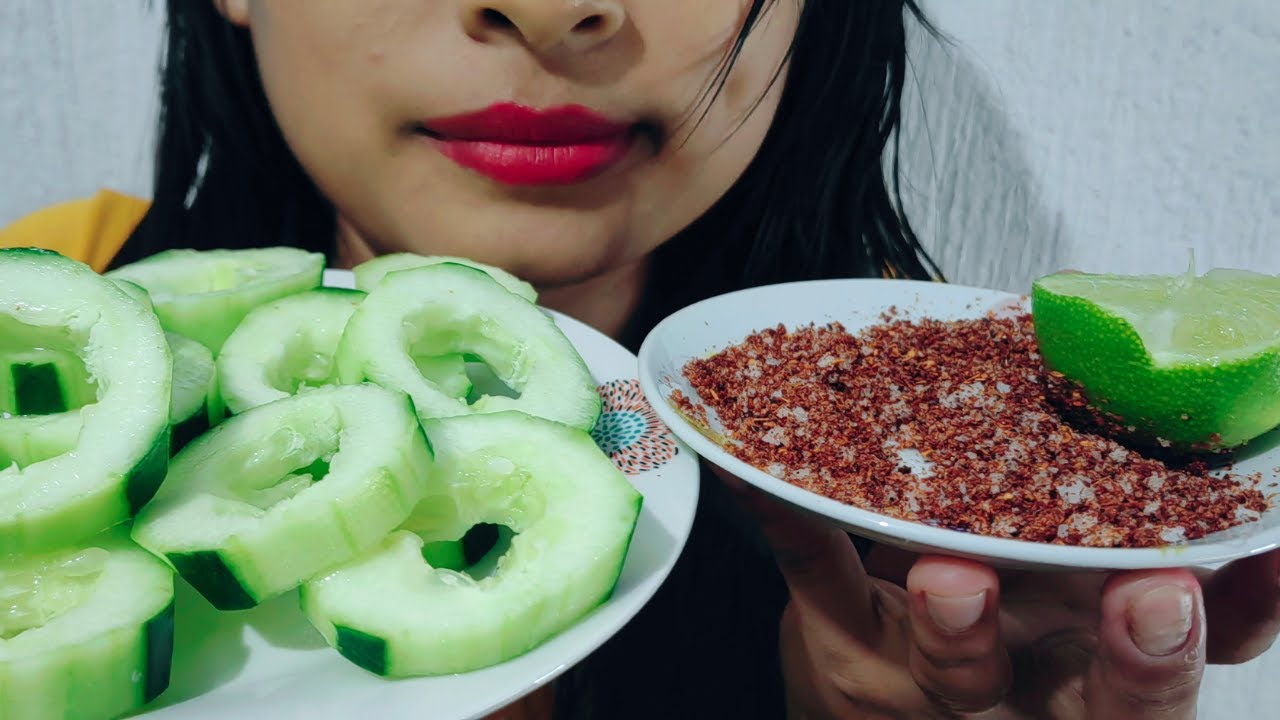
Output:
[462,1,626,54]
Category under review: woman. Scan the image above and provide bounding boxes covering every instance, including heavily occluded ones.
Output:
[4,1,1278,718]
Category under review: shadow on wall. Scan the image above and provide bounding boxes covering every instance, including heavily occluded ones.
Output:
[897,19,1070,294]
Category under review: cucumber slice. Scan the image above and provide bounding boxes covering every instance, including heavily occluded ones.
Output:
[110,278,154,311]
[131,383,434,610]
[336,263,600,431]
[217,288,365,415]
[354,252,538,304]
[167,332,224,453]
[106,247,325,354]
[0,333,221,470]
[0,527,175,720]
[218,289,471,415]
[300,411,642,677]
[0,248,171,555]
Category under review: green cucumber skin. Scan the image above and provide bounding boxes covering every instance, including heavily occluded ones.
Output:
[419,539,466,570]
[10,362,66,416]
[167,550,259,611]
[605,494,645,597]
[313,287,366,299]
[0,247,62,260]
[170,401,211,454]
[144,600,177,703]
[334,625,389,677]
[126,429,172,515]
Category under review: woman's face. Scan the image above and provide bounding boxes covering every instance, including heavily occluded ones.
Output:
[219,0,798,287]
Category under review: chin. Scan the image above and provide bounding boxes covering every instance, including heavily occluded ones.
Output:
[497,244,632,290]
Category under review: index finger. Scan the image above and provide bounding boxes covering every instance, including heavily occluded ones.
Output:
[905,556,1012,713]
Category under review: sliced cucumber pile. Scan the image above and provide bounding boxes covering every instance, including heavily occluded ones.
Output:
[132,383,433,610]
[301,412,642,677]
[0,527,174,720]
[353,251,539,303]
[107,247,325,354]
[1,248,171,555]
[2,245,643,713]
[337,262,600,430]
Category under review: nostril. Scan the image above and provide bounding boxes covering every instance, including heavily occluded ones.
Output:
[480,8,515,29]
[572,15,605,33]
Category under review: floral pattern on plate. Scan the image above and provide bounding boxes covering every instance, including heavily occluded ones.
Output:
[592,378,679,476]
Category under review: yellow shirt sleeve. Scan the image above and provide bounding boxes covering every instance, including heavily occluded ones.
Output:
[0,189,151,272]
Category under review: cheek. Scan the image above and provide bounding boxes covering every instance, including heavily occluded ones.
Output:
[247,1,410,172]
[628,1,798,249]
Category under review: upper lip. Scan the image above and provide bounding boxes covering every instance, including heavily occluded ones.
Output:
[421,103,632,145]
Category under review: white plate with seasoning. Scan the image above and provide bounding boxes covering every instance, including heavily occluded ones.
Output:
[637,278,1280,571]
[134,269,700,720]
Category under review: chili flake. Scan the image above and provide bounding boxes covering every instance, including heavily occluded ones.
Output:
[676,314,1269,548]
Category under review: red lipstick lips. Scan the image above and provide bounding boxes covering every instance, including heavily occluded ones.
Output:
[421,103,635,186]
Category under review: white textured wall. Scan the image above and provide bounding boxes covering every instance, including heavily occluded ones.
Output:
[0,0,162,224]
[903,0,1280,291]
[1,1,1277,716]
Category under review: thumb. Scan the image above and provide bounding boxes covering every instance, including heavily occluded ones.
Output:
[1085,570,1205,719]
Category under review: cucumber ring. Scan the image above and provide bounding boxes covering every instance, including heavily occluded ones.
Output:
[217,288,366,415]
[0,249,171,555]
[0,526,175,720]
[353,252,538,303]
[131,383,434,610]
[107,247,325,354]
[1,332,223,472]
[336,263,600,430]
[300,411,642,677]
[218,288,473,415]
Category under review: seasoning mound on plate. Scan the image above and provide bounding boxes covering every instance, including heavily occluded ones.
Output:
[672,313,1270,548]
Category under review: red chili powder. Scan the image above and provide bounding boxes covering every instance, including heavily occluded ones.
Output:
[673,314,1270,548]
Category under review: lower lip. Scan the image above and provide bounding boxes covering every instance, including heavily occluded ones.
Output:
[426,134,634,186]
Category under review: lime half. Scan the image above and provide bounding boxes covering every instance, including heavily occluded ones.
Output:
[1031,268,1280,451]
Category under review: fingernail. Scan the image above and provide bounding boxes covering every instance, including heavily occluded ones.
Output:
[925,591,986,633]
[1128,585,1194,657]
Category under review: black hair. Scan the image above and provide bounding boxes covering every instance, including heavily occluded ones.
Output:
[117,2,940,717]
[111,1,336,268]
[626,0,942,348]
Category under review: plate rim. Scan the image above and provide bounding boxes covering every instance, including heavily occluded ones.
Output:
[637,277,1280,571]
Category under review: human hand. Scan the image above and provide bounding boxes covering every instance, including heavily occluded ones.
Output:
[720,468,1280,720]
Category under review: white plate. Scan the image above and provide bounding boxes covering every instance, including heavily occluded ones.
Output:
[135,269,699,719]
[637,278,1280,571]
